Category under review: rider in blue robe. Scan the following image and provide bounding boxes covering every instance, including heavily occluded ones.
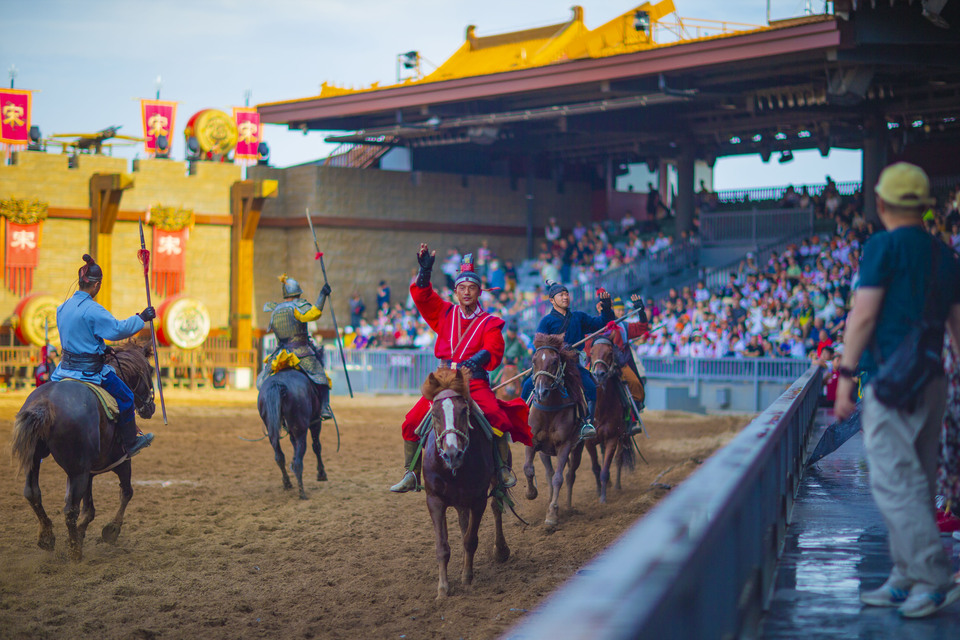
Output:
[522,280,614,439]
[51,254,156,457]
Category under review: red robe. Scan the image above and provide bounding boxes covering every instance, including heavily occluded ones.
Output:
[401,283,532,446]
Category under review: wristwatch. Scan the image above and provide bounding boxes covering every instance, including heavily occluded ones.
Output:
[836,365,858,379]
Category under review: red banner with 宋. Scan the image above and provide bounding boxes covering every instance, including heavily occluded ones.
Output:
[233,107,260,161]
[152,228,187,297]
[4,220,41,296]
[141,100,178,154]
[0,89,32,146]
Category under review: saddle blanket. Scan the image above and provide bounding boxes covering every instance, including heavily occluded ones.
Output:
[62,377,119,421]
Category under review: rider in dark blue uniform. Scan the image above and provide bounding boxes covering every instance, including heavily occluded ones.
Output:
[522,280,614,439]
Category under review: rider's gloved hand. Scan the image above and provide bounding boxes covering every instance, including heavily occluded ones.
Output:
[138,306,156,322]
[605,320,618,333]
[416,243,436,288]
[460,350,491,377]
[321,283,332,297]
[631,294,648,324]
[316,283,332,311]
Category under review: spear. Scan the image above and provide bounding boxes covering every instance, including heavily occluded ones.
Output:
[305,208,353,397]
[138,218,168,424]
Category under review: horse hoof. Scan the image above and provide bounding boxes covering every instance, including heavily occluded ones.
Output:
[526,487,538,501]
[68,544,83,562]
[299,493,309,500]
[437,586,449,599]
[494,546,511,563]
[101,522,121,544]
[317,472,328,482]
[37,532,55,551]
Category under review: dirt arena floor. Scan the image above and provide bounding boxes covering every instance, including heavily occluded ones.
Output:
[0,388,750,640]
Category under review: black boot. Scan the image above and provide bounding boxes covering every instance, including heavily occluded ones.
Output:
[118,419,154,457]
[579,400,597,440]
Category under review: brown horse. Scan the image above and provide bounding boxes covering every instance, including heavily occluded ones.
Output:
[421,367,510,598]
[495,363,522,402]
[524,333,585,527]
[11,340,156,561]
[585,335,636,503]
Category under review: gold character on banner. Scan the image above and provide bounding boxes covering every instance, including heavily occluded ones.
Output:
[238,120,258,144]
[10,229,36,250]
[147,113,169,137]
[2,102,25,127]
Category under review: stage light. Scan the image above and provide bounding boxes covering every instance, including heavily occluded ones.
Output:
[798,130,811,138]
[752,134,762,143]
[156,134,170,158]
[401,51,419,70]
[186,136,200,158]
[257,142,270,166]
[27,125,42,151]
[729,136,741,144]
[774,132,787,141]
[634,10,651,34]
[778,150,794,164]
[759,142,772,163]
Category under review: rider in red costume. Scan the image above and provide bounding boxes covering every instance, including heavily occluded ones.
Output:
[390,244,532,493]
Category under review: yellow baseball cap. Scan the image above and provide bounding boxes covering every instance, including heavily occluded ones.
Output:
[875,162,935,207]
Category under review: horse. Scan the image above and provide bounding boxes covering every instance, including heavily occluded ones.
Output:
[585,335,636,503]
[421,367,509,598]
[494,363,522,402]
[524,333,586,527]
[11,339,157,561]
[257,368,329,500]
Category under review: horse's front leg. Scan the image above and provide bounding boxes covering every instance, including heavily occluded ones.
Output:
[460,500,484,587]
[539,451,558,527]
[290,432,309,500]
[600,438,618,504]
[427,495,451,598]
[64,473,90,561]
[586,441,602,497]
[566,441,583,509]
[23,449,54,551]
[102,461,133,544]
[490,495,510,563]
[310,421,326,481]
[271,436,293,490]
[523,444,538,500]
[77,478,96,543]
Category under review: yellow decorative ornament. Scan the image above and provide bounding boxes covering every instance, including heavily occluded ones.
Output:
[184,109,238,156]
[270,349,301,374]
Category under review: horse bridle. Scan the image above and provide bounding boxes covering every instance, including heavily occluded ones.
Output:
[531,345,578,411]
[433,388,471,453]
[589,337,617,385]
[107,351,155,413]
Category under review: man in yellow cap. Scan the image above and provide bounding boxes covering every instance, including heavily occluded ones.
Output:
[835,162,960,618]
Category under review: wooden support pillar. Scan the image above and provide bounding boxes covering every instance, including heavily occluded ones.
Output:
[676,141,695,234]
[230,179,278,350]
[89,173,134,312]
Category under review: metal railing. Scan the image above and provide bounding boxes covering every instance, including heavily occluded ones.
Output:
[505,365,823,640]
[715,180,861,204]
[700,207,813,246]
[638,356,809,382]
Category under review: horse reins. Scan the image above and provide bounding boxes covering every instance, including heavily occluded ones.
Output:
[530,345,578,412]
[107,350,154,412]
[433,388,471,452]
[589,337,617,383]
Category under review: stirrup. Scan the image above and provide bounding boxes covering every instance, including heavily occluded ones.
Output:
[499,467,518,489]
[389,471,420,493]
[626,422,643,437]
[579,423,597,441]
[126,433,154,457]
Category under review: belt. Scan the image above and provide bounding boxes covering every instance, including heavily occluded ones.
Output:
[440,359,488,382]
[60,349,105,375]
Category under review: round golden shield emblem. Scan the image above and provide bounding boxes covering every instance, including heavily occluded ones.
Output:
[186,109,238,155]
[13,293,60,347]
[157,296,211,350]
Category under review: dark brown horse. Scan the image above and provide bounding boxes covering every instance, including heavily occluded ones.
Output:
[257,369,328,499]
[11,339,156,561]
[585,335,635,503]
[421,367,509,598]
[494,363,522,402]
[524,333,585,527]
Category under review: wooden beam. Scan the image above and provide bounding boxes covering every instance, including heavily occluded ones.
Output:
[229,179,278,352]
[89,173,134,313]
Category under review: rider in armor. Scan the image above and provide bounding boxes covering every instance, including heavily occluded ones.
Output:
[521,280,615,440]
[257,275,333,418]
[602,294,650,437]
[390,246,533,493]
[51,254,155,457]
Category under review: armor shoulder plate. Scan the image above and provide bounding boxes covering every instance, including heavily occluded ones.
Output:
[295,299,312,313]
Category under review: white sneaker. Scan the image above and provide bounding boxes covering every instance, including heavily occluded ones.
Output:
[860,578,911,607]
[898,584,960,618]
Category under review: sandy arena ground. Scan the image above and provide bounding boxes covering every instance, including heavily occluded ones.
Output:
[0,388,749,640]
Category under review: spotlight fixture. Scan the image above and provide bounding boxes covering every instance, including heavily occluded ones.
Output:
[778,149,794,164]
[186,136,200,159]
[634,10,651,34]
[759,142,772,163]
[257,142,270,166]
[27,125,42,151]
[156,134,170,158]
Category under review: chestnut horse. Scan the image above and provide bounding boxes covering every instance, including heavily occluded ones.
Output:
[585,335,636,503]
[494,363,522,401]
[524,333,585,527]
[11,340,156,561]
[421,367,509,598]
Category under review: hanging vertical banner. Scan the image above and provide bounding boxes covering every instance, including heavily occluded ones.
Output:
[140,99,178,154]
[152,227,188,297]
[0,89,32,146]
[5,219,42,296]
[233,107,261,161]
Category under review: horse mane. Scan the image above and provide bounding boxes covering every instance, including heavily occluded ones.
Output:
[108,338,153,380]
[422,367,471,402]
[533,333,584,402]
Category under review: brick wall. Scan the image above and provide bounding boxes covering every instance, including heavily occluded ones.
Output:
[249,165,592,328]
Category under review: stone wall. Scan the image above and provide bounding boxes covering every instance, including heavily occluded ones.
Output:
[249,165,593,328]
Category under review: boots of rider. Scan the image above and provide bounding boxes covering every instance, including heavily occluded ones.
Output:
[119,418,154,457]
[390,440,421,493]
[495,435,517,488]
[580,400,598,440]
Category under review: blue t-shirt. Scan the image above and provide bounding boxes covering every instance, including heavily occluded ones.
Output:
[856,226,960,374]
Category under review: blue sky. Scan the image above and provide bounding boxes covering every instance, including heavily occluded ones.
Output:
[1,1,861,189]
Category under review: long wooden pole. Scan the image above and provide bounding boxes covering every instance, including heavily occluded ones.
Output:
[138,218,167,424]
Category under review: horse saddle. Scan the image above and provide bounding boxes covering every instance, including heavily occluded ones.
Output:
[61,378,119,422]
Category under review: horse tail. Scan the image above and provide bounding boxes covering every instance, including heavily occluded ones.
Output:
[618,436,636,473]
[262,378,285,441]
[11,398,56,477]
